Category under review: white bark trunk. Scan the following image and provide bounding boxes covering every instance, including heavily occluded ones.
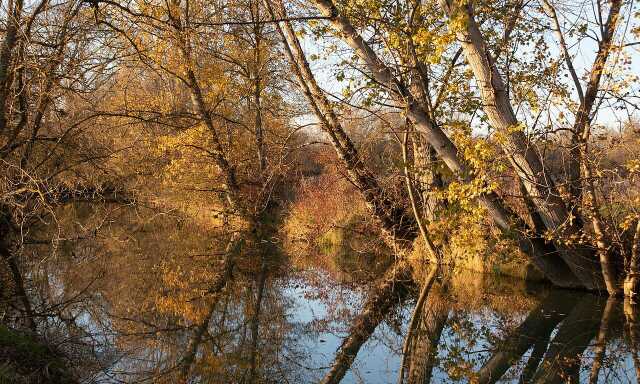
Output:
[439,0,604,290]
[309,0,583,289]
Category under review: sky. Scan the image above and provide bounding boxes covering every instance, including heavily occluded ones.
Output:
[291,0,640,137]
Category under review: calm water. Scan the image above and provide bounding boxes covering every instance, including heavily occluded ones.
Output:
[5,208,640,383]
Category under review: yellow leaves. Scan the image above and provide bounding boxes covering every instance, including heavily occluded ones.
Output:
[493,122,525,146]
[386,32,402,52]
[295,28,306,38]
[508,122,526,133]
[346,0,382,20]
[446,361,476,382]
[521,87,539,113]
[445,178,496,209]
[620,214,639,231]
[466,140,496,170]
[447,120,498,174]
[197,355,226,376]
[412,27,455,64]
[446,8,469,35]
[156,124,221,186]
[627,159,640,174]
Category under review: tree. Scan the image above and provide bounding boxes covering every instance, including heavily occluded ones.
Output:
[282,0,640,294]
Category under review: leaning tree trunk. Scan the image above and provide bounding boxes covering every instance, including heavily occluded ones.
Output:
[439,0,605,291]
[308,0,583,289]
[265,0,418,247]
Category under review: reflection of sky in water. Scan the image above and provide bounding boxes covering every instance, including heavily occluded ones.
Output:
[281,269,639,384]
[65,265,640,383]
[284,272,401,383]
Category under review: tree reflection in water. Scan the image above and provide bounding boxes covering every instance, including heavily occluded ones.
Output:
[2,210,640,383]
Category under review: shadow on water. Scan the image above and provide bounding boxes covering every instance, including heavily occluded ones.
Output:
[1,210,640,383]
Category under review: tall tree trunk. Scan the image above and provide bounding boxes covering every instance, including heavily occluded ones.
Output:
[582,147,622,295]
[167,1,248,218]
[569,0,623,296]
[402,131,438,259]
[439,0,604,291]
[411,135,443,221]
[403,11,445,222]
[625,219,640,299]
[308,0,582,289]
[0,0,24,135]
[265,0,418,246]
[252,2,266,174]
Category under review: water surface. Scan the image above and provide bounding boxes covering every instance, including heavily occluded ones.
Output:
[5,209,640,383]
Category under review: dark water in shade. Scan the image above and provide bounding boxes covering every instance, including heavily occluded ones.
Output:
[3,209,640,383]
